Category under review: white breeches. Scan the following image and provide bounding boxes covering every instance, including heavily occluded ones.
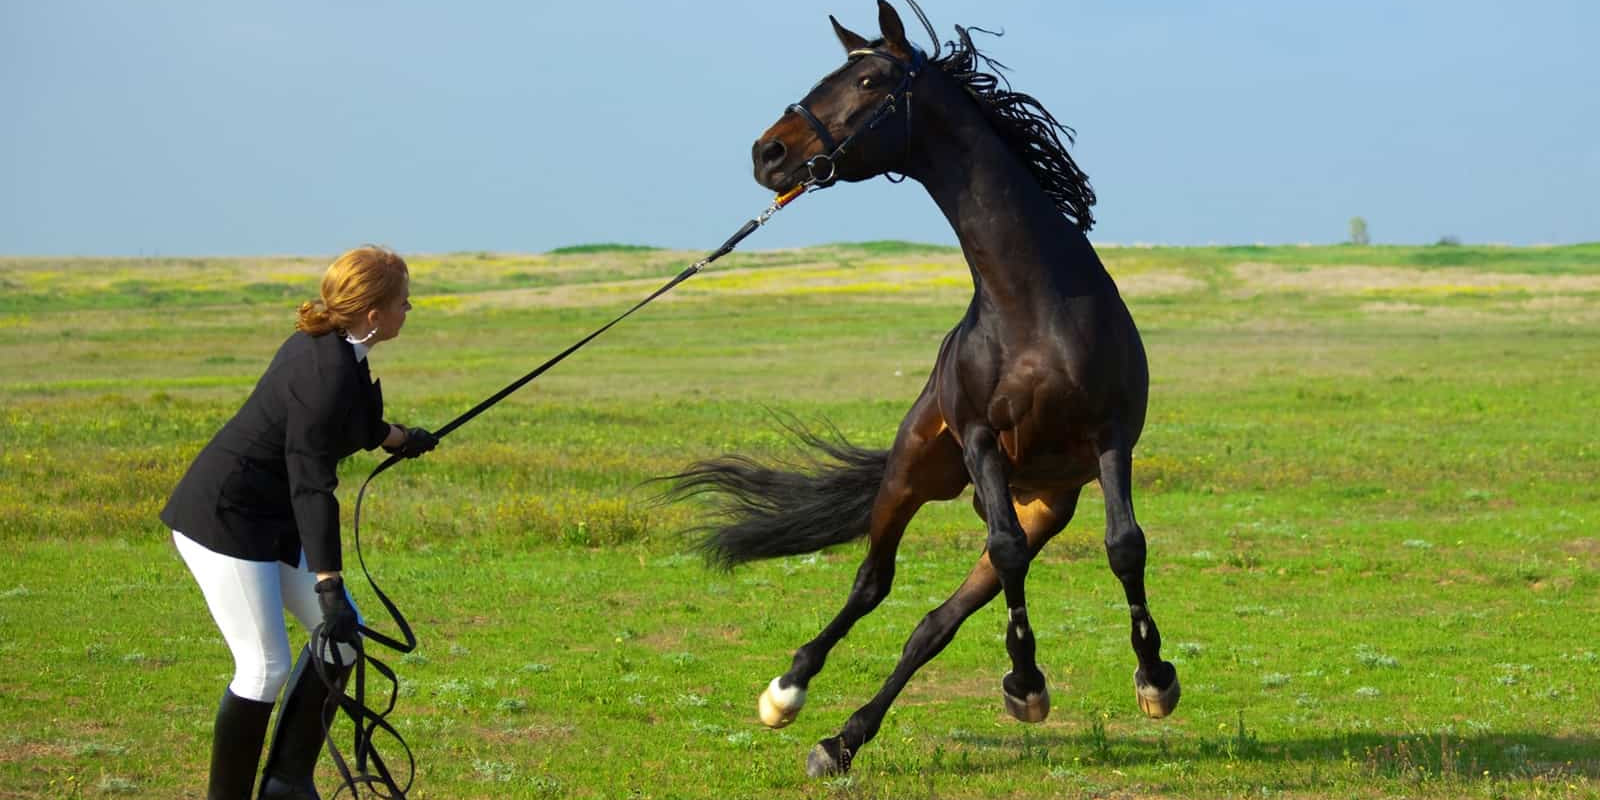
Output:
[173,530,361,702]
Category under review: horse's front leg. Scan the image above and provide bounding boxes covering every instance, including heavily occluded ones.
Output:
[1097,420,1180,717]
[961,425,1052,722]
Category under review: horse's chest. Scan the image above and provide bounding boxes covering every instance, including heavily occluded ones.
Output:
[941,350,1094,458]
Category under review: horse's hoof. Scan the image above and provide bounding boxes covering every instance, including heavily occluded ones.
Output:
[758,676,806,729]
[1002,670,1051,723]
[1134,662,1181,718]
[805,737,853,778]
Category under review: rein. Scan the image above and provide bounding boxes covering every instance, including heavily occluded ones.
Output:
[787,46,925,187]
[311,184,810,798]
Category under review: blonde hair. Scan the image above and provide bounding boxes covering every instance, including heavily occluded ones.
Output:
[296,246,410,336]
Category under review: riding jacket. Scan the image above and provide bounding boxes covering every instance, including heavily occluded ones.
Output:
[161,330,389,572]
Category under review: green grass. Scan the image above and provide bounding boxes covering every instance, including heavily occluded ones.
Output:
[2,243,1598,799]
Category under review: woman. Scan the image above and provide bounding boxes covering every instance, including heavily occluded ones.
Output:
[162,245,438,800]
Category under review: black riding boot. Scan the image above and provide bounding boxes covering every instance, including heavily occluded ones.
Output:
[258,646,347,800]
[209,689,274,800]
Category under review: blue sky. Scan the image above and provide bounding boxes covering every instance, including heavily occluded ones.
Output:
[4,1,1595,255]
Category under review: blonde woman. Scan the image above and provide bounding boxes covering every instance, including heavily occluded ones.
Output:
[161,245,437,799]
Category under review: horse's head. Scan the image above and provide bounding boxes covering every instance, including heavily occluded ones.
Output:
[752,1,927,193]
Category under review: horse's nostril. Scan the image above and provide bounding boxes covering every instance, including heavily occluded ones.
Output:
[760,139,787,166]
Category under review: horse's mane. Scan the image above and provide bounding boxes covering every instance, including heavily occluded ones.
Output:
[931,26,1097,232]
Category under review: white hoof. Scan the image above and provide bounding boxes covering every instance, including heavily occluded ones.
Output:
[1135,664,1181,719]
[758,676,806,729]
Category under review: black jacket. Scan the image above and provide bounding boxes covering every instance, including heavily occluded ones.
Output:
[161,330,388,572]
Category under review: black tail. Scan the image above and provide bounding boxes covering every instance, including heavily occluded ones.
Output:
[660,419,888,568]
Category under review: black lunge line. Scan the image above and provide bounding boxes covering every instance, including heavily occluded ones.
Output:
[314,183,810,799]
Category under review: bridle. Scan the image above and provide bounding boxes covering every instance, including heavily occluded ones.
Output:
[785,45,926,188]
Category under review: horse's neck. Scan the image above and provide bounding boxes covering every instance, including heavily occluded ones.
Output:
[908,86,1096,309]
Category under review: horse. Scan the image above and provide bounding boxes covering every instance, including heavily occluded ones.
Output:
[666,0,1180,777]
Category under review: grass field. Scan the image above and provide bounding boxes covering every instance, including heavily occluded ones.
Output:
[2,241,1598,799]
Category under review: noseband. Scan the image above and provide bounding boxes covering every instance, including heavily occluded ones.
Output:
[786,46,926,187]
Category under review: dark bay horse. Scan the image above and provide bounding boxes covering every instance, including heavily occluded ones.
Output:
[667,0,1180,777]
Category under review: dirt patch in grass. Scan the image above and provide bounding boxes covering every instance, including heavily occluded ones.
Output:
[475,720,577,745]
[1561,538,1600,569]
[1563,537,1600,554]
[897,665,1041,706]
[0,740,72,765]
[1117,271,1207,297]
[1232,263,1600,295]
[1435,568,1493,587]
[442,258,1206,311]
[1528,577,1576,592]
[1360,301,1428,314]
[1523,295,1593,310]
[711,624,746,644]
[637,629,686,651]
[456,275,682,310]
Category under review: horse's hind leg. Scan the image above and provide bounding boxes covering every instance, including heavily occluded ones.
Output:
[1097,420,1180,718]
[758,387,967,729]
[805,486,1080,777]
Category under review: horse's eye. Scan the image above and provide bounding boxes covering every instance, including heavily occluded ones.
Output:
[859,77,873,90]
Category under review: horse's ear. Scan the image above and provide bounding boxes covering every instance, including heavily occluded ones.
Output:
[831,15,870,53]
[877,0,910,52]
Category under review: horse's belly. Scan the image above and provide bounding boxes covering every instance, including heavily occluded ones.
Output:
[1009,439,1099,491]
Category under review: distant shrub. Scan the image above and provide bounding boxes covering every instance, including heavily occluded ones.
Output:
[1349,216,1370,246]
[547,243,661,255]
[845,240,958,256]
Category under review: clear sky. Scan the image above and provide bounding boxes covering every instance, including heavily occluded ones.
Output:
[4,1,1595,256]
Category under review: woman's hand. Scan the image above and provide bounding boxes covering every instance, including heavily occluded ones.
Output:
[384,426,438,459]
[315,576,360,644]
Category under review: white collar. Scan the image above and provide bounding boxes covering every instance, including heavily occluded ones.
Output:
[346,336,371,362]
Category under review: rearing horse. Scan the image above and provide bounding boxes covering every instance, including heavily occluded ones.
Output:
[668,1,1180,776]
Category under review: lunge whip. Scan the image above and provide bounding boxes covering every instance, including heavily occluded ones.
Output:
[313,182,811,798]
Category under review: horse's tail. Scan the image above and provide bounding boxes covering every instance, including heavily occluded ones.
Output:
[661,420,888,568]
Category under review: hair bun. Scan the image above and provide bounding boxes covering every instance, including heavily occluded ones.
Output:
[295,298,335,334]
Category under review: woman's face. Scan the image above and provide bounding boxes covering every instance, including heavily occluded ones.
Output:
[369,280,412,344]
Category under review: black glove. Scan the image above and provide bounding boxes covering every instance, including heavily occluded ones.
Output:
[386,426,438,459]
[315,577,360,644]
